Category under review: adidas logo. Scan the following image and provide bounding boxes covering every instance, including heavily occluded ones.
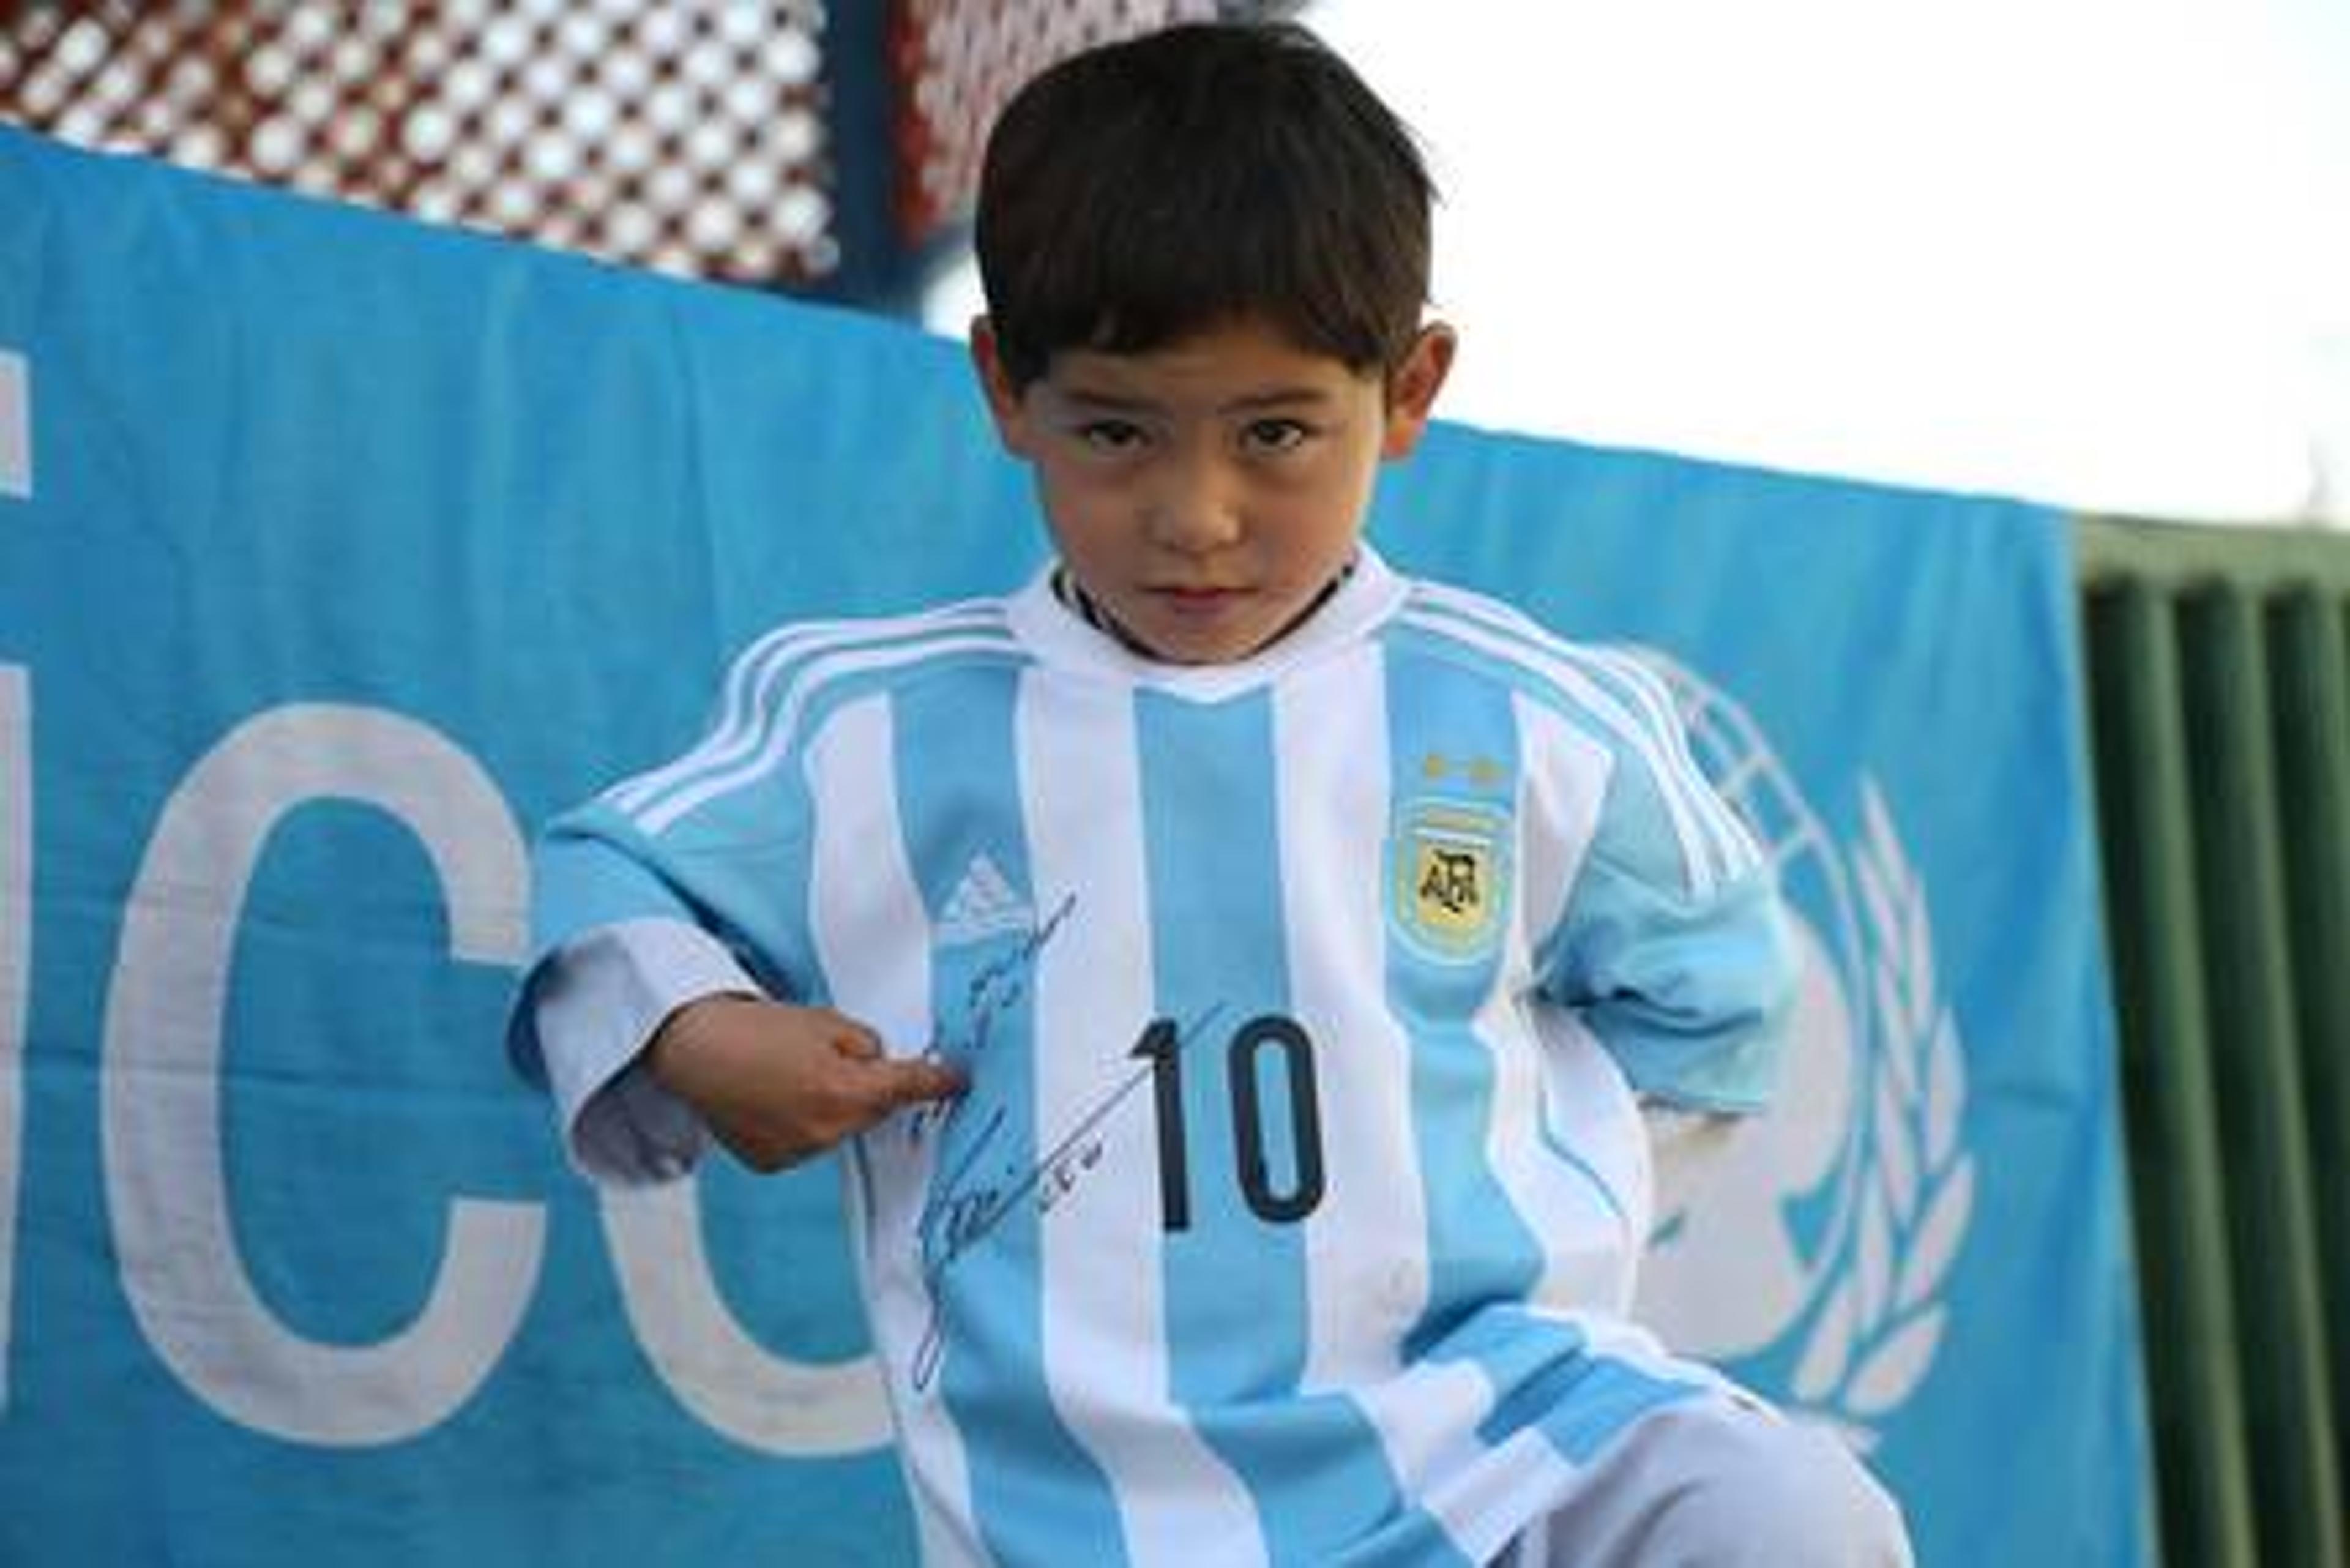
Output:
[938,854,1034,947]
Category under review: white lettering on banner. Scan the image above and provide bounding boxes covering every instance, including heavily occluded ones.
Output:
[603,1181,890,1455]
[0,351,28,499]
[0,668,28,1411]
[101,704,546,1446]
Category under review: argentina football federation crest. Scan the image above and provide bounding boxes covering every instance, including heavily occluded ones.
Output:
[1392,797,1512,963]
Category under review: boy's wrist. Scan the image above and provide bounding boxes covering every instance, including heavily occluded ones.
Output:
[644,991,758,1093]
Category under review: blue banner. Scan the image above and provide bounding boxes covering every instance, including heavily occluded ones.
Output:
[0,127,2151,1564]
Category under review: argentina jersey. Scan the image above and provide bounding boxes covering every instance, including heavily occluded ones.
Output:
[512,548,1796,1568]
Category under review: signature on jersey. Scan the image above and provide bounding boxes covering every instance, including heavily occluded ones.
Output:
[908,989,1225,1394]
[904,890,1077,1146]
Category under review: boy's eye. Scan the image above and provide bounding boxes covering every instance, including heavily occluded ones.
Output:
[1242,418,1311,454]
[1077,419,1147,452]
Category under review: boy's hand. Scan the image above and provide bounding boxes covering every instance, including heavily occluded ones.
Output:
[645,995,963,1173]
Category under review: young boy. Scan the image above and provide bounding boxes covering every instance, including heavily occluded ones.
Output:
[510,20,1912,1567]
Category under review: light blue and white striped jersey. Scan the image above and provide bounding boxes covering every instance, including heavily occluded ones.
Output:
[511,547,1795,1567]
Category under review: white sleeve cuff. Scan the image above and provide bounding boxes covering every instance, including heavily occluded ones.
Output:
[531,918,761,1185]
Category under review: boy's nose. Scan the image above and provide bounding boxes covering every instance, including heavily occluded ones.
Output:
[1144,460,1244,553]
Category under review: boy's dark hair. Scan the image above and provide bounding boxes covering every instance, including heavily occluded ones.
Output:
[974,21,1434,392]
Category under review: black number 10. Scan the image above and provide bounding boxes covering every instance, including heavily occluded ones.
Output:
[1129,1014,1326,1231]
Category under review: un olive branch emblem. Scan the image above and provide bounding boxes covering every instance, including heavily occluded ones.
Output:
[1791,780,1975,1450]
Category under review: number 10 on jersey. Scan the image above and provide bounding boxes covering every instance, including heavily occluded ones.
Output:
[1130,1015,1326,1231]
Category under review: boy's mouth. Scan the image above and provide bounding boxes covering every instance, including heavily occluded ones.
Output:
[1152,584,1248,605]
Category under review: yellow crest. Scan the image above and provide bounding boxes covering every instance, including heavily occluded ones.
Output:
[1393,799,1510,961]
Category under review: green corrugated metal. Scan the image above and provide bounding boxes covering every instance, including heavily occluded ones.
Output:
[2080,516,2350,1568]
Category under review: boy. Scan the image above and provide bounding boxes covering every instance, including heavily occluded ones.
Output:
[509,20,1912,1567]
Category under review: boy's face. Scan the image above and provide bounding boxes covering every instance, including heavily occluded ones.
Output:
[975,315,1452,665]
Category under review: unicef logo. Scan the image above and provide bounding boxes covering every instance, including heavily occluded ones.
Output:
[1630,653,1975,1450]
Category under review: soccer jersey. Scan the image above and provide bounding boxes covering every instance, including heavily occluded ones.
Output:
[510,548,1795,1567]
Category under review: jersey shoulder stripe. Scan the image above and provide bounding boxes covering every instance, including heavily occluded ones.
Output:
[609,597,1007,815]
[1396,583,1754,898]
[1551,640,1761,889]
[611,600,1023,837]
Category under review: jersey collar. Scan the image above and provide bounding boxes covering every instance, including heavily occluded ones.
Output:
[1007,545,1408,698]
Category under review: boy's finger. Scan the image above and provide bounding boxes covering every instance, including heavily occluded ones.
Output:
[826,1020,886,1061]
[868,1056,966,1105]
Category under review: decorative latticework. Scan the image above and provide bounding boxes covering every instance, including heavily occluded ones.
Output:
[889,0,1215,247]
[0,0,837,286]
[0,1,1277,296]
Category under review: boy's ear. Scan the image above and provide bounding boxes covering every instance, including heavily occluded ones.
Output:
[1380,323,1457,460]
[969,317,1034,455]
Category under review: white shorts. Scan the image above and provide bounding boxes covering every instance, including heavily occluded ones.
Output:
[1494,1383,1915,1567]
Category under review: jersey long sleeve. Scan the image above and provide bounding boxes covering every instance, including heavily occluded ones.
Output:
[510,550,1797,1567]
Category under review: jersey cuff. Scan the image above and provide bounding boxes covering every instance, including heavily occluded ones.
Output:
[529,918,759,1185]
